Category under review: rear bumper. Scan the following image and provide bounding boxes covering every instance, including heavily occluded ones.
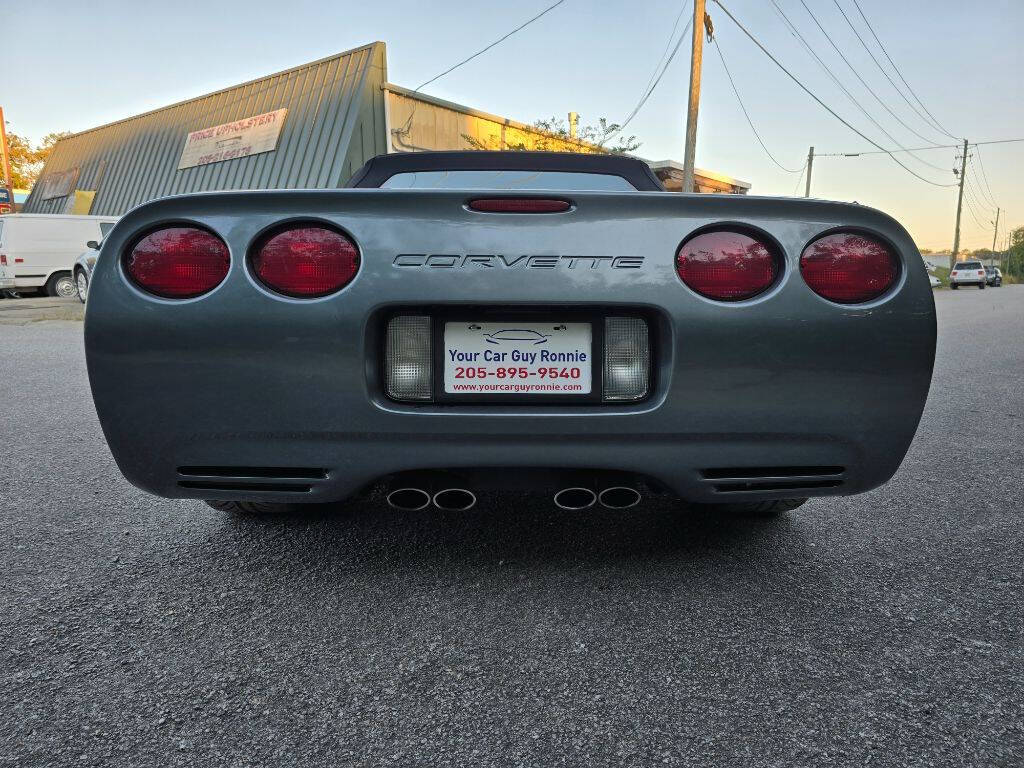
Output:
[83,189,937,505]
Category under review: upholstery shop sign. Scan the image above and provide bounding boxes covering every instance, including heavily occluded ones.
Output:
[177,109,288,170]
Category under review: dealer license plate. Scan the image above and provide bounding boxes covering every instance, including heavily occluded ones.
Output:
[443,321,592,395]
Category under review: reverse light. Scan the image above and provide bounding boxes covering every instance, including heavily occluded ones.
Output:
[676,230,779,301]
[800,232,899,304]
[603,317,649,401]
[125,226,229,298]
[385,315,432,401]
[252,224,359,298]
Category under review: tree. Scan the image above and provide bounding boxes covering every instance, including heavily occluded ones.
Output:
[4,132,36,188]
[463,115,641,155]
[1006,226,1024,280]
[2,127,72,188]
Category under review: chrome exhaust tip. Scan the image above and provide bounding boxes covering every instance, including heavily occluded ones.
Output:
[598,486,642,509]
[432,488,477,511]
[553,487,597,510]
[386,487,432,511]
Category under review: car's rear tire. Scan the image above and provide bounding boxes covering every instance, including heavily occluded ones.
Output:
[979,283,985,290]
[46,272,77,298]
[950,283,958,290]
[690,498,808,517]
[75,269,89,303]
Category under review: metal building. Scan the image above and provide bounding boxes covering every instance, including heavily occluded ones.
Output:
[25,41,748,216]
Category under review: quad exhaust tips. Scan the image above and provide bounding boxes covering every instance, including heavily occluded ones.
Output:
[554,486,643,510]
[387,477,640,512]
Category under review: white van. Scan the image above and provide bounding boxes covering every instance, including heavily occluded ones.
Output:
[0,214,119,297]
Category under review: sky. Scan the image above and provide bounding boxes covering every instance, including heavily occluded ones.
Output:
[6,0,1022,251]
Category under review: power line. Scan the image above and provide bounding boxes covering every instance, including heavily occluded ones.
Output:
[972,146,999,206]
[796,0,947,148]
[792,163,808,195]
[768,0,947,174]
[849,0,960,141]
[711,0,956,187]
[641,2,689,102]
[832,0,959,142]
[964,166,996,214]
[413,0,568,92]
[606,17,694,139]
[962,188,991,231]
[713,38,804,173]
[968,162,997,210]
[817,138,1024,156]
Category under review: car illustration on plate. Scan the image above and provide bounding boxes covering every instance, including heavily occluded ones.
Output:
[484,328,551,345]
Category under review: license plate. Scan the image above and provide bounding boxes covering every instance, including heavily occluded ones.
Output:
[444,321,592,395]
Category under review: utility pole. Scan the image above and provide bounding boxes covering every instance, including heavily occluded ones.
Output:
[950,138,969,269]
[990,207,1000,265]
[0,106,14,214]
[804,146,814,198]
[682,0,706,194]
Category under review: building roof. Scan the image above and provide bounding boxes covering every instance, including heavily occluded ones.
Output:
[25,43,389,216]
[645,159,751,191]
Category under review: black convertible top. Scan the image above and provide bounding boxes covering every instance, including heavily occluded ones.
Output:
[346,151,664,192]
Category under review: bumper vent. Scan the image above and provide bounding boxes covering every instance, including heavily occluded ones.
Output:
[176,466,327,494]
[700,466,845,494]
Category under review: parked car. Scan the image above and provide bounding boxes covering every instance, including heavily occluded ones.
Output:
[948,260,987,289]
[0,214,117,298]
[83,151,936,520]
[73,238,105,303]
[985,266,1002,287]
[928,274,941,288]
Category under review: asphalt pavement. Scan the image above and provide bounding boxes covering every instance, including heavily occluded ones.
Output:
[2,287,1022,767]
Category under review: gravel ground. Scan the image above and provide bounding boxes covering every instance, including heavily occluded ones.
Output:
[2,287,1022,767]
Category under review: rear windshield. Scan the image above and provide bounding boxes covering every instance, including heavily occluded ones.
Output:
[954,262,982,269]
[379,169,637,191]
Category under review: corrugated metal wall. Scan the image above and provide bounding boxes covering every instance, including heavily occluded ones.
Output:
[25,42,388,216]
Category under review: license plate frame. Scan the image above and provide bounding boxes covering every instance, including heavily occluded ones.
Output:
[432,310,606,404]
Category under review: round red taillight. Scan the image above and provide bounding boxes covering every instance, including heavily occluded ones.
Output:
[125,226,229,298]
[676,230,779,301]
[800,232,899,304]
[251,225,359,298]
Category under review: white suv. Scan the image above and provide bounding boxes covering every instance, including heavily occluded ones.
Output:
[949,260,987,290]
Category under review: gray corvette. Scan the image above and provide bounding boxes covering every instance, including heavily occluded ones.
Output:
[84,151,936,517]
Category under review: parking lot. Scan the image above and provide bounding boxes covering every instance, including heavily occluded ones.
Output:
[2,287,1022,767]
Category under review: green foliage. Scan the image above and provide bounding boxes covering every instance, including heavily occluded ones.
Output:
[1005,226,1024,279]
